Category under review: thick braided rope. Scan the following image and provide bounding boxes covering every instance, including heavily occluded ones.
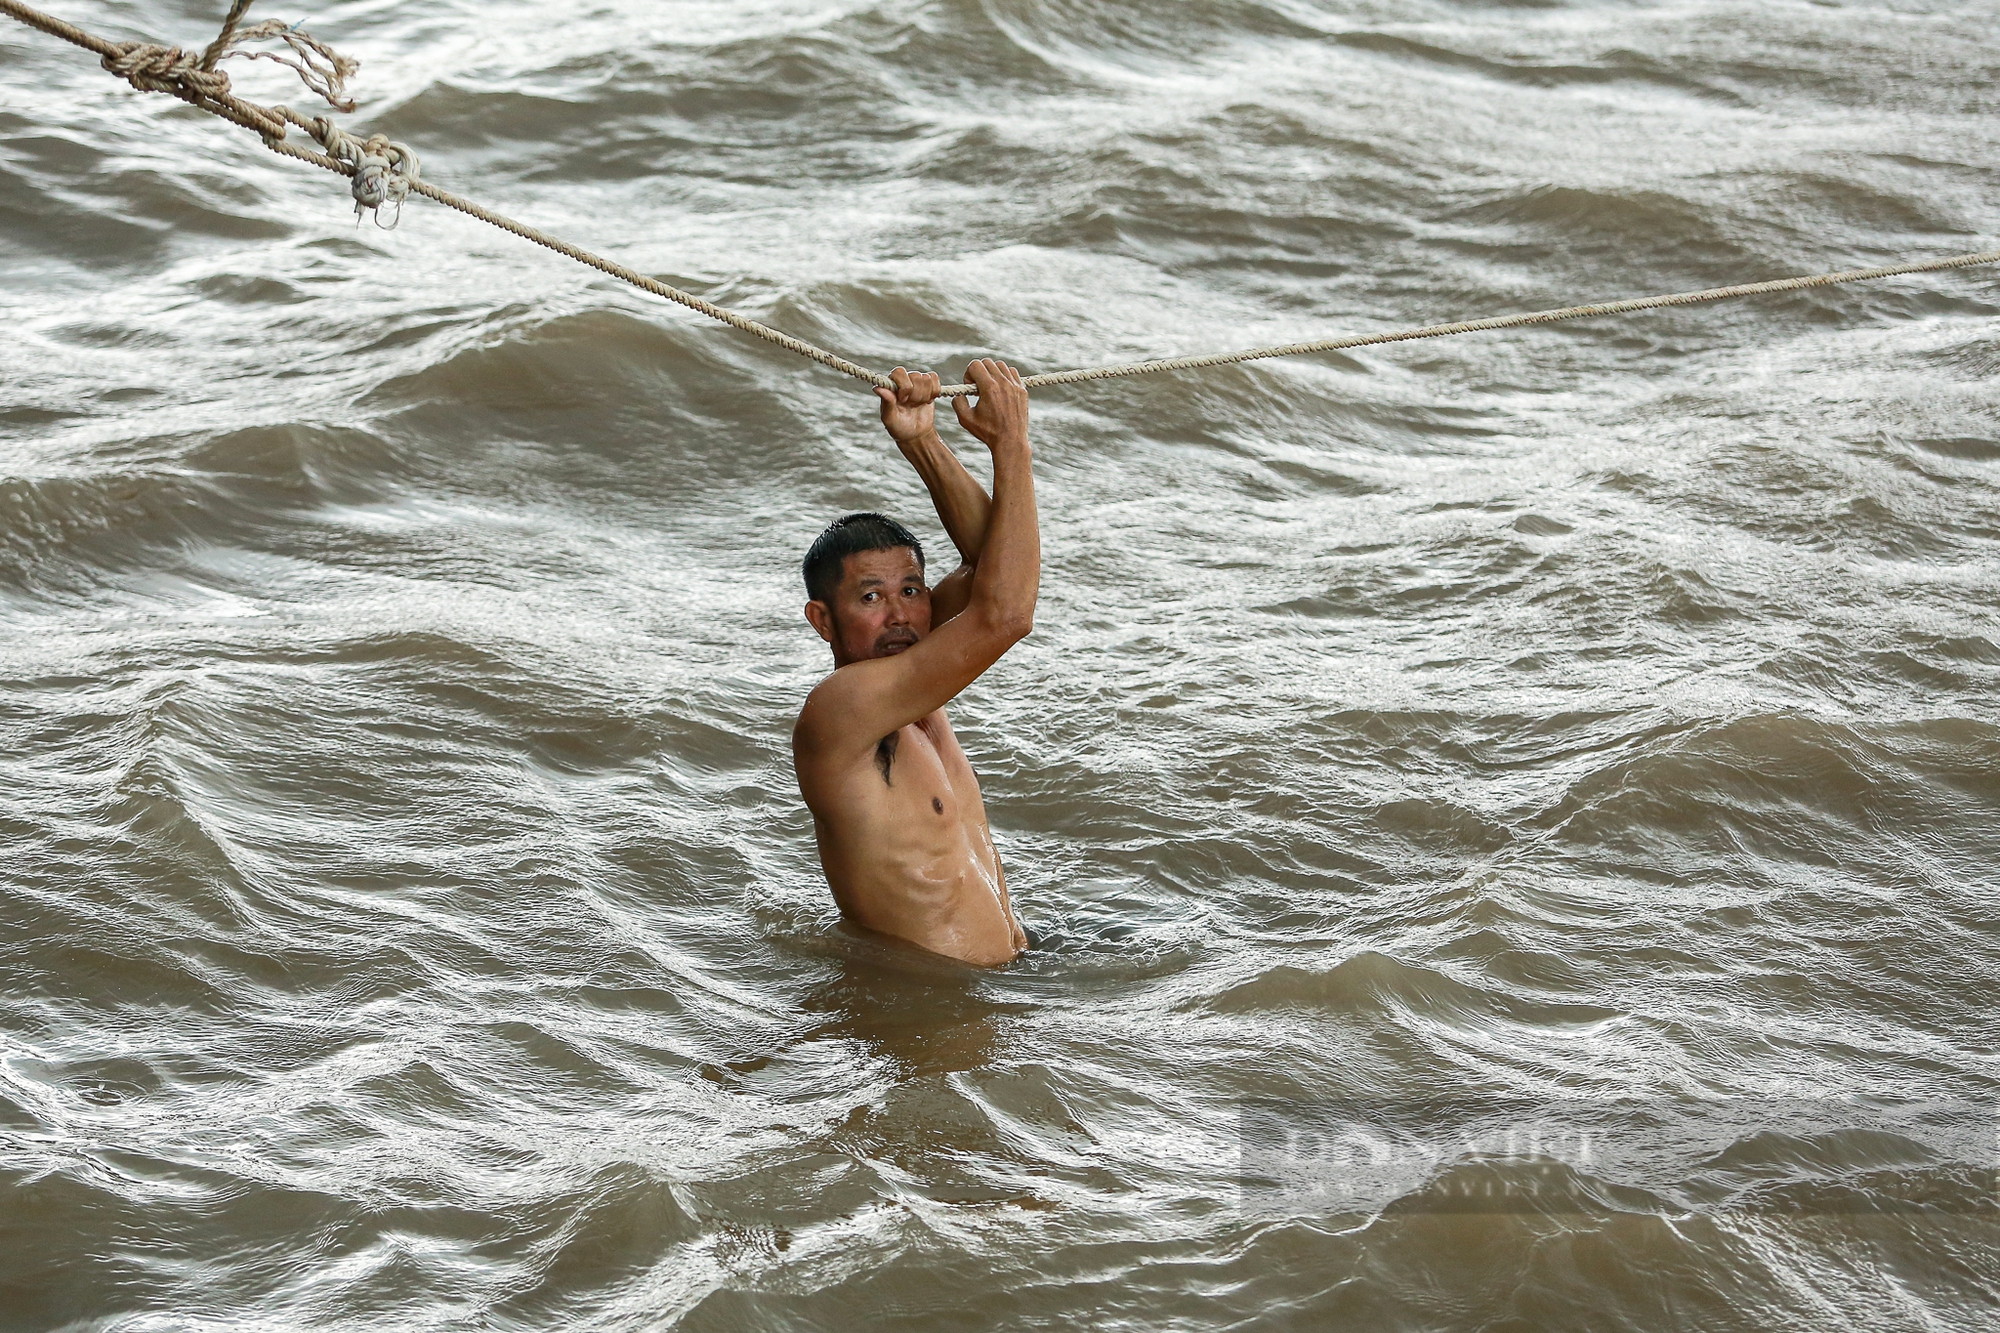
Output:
[4,0,1994,401]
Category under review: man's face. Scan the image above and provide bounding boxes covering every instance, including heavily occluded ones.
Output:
[806,547,932,666]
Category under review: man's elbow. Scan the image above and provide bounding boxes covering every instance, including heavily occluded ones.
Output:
[972,602,1034,645]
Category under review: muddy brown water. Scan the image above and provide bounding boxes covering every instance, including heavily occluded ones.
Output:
[3,1,1998,1329]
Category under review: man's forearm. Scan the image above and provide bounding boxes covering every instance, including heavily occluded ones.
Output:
[966,434,1038,634]
[898,428,992,565]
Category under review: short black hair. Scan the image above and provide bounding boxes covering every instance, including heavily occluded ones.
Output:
[802,512,925,604]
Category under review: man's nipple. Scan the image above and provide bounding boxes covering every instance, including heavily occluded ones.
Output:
[932,797,944,815]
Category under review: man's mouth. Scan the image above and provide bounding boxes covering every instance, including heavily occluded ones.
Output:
[875,632,918,655]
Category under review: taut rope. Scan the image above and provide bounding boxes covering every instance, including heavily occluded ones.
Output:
[987,250,2000,396]
[0,0,893,386]
[4,0,1995,398]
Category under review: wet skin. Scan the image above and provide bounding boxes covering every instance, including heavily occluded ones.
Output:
[793,362,1039,966]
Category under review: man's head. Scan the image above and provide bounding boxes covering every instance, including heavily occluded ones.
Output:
[803,512,930,666]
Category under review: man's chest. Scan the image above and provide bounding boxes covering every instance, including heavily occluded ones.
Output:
[877,712,977,798]
[836,718,982,851]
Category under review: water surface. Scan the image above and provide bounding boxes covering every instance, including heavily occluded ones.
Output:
[3,0,1998,1328]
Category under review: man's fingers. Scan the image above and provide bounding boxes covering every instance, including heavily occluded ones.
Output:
[955,359,1028,389]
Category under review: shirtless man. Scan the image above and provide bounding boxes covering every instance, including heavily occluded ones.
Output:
[792,359,1039,967]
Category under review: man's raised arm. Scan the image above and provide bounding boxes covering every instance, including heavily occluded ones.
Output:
[877,367,991,626]
[949,361,1038,644]
[796,360,1039,759]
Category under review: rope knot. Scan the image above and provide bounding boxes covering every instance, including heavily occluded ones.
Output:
[103,42,233,99]
[299,115,420,227]
[95,2,357,118]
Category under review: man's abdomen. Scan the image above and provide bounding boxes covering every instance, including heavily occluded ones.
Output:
[822,829,1018,966]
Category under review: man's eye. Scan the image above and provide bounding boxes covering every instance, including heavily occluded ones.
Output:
[862,592,878,602]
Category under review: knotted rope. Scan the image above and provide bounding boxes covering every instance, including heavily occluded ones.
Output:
[279,108,419,226]
[11,0,354,142]
[101,41,231,98]
[4,0,1995,399]
[0,0,888,382]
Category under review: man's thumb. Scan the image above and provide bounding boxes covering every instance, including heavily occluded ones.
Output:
[875,387,895,408]
[952,393,978,431]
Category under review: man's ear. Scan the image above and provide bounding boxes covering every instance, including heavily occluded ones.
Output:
[804,599,835,644]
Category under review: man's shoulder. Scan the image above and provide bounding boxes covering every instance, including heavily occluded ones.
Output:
[795,674,951,765]
[794,661,885,763]
[795,660,865,731]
